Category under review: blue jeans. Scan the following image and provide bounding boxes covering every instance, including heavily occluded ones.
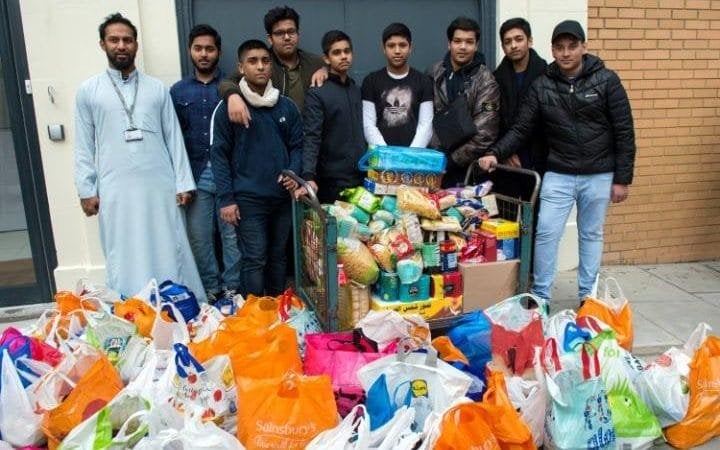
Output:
[185,166,242,293]
[235,196,292,297]
[531,171,613,302]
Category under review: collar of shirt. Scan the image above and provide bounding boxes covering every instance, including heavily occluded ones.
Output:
[107,67,138,83]
[189,69,224,85]
[327,72,353,86]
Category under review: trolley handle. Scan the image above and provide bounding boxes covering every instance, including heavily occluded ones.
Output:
[464,162,542,207]
[281,169,322,208]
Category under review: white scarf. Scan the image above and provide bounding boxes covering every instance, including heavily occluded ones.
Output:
[238,77,279,108]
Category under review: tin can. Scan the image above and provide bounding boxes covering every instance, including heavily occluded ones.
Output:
[439,239,458,273]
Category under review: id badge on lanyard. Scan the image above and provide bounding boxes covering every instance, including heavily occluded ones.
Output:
[107,71,143,142]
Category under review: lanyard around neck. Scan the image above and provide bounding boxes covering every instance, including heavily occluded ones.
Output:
[106,70,139,129]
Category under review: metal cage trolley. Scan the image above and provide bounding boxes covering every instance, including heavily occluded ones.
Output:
[283,170,339,331]
[464,163,541,294]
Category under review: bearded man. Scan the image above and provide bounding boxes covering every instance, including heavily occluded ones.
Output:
[74,12,204,300]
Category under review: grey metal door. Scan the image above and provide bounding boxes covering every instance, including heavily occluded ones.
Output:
[177,0,494,81]
[0,0,56,306]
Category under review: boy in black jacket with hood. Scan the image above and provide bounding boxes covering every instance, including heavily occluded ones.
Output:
[299,30,365,203]
[493,18,548,199]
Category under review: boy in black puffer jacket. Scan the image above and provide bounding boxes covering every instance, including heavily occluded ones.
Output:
[479,20,636,305]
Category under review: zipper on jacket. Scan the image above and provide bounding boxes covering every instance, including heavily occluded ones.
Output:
[570,83,575,93]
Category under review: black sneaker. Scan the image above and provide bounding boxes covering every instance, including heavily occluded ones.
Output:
[206,290,222,305]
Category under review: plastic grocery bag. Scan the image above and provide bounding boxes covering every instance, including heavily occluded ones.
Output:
[593,331,661,449]
[113,297,157,338]
[432,336,485,400]
[84,307,137,366]
[505,347,546,448]
[577,277,634,351]
[480,370,536,449]
[41,353,123,449]
[634,322,710,427]
[366,406,419,450]
[432,401,501,450]
[304,329,397,417]
[228,323,302,381]
[665,334,720,449]
[446,310,493,378]
[542,339,616,450]
[485,293,547,375]
[57,397,149,450]
[134,407,245,450]
[305,404,369,450]
[358,310,430,351]
[171,343,237,433]
[236,371,338,450]
[278,288,322,357]
[357,347,472,432]
[0,350,45,447]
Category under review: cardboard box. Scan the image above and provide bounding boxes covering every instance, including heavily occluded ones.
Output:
[460,260,519,311]
[480,218,519,239]
[371,294,463,321]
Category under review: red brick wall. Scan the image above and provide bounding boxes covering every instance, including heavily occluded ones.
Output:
[588,0,720,263]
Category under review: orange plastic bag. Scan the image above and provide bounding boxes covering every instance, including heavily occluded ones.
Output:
[480,370,536,450]
[237,372,338,450]
[188,315,273,362]
[41,353,123,449]
[228,323,302,381]
[432,336,470,365]
[113,298,157,338]
[665,335,720,449]
[434,402,501,450]
[577,277,633,351]
[44,291,99,340]
[236,294,281,325]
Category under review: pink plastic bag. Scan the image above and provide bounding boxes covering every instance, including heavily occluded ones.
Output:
[304,330,397,416]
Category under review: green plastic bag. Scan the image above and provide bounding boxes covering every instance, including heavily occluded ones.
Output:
[594,331,662,449]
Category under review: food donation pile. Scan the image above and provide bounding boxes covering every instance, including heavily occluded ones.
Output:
[0,274,719,449]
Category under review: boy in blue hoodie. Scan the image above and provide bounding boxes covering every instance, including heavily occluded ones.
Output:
[211,39,302,297]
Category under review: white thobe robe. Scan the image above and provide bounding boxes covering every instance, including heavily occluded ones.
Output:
[74,68,205,301]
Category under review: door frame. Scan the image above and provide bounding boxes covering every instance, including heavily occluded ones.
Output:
[0,0,57,305]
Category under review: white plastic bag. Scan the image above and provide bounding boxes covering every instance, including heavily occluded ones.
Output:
[358,310,430,350]
[134,407,244,450]
[306,404,369,450]
[0,350,45,447]
[358,348,471,432]
[505,348,545,447]
[634,322,711,427]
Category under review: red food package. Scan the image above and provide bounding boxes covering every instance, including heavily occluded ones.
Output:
[460,236,486,263]
[389,233,415,259]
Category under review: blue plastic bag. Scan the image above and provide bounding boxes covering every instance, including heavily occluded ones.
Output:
[446,310,493,379]
[151,280,200,322]
[358,146,447,173]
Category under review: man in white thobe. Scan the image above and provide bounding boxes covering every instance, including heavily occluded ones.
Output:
[74,12,205,300]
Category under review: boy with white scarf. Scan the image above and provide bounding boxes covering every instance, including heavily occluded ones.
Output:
[210,39,302,297]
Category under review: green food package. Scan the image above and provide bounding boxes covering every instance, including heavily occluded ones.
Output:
[340,187,381,214]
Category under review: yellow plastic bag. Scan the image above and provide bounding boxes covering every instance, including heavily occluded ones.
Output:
[665,335,720,449]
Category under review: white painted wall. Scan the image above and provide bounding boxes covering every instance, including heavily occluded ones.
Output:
[19,0,181,290]
[495,0,588,271]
